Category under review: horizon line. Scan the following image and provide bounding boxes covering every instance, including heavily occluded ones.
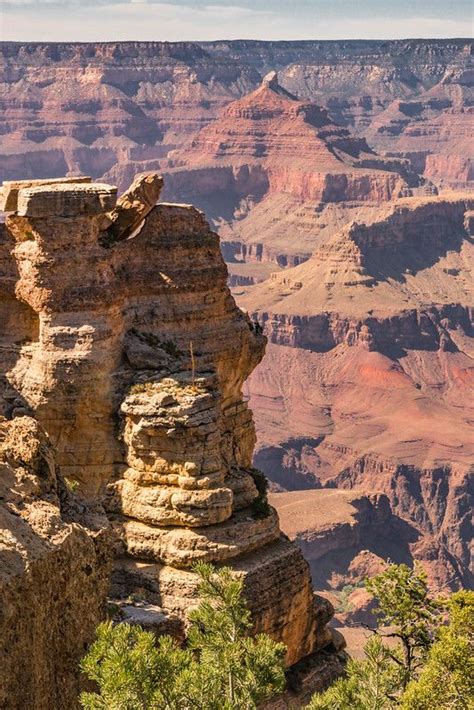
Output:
[0,36,472,45]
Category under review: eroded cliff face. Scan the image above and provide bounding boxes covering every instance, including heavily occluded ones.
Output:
[162,72,410,206]
[2,40,470,293]
[0,174,345,703]
[0,416,111,710]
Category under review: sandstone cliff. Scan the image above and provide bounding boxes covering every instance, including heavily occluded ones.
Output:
[0,416,110,709]
[0,174,346,706]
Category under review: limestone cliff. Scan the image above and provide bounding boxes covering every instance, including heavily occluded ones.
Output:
[0,174,345,705]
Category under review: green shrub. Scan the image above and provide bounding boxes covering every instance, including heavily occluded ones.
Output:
[80,563,286,710]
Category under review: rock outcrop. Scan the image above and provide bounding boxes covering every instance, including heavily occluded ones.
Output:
[0,175,346,702]
[98,171,164,244]
[241,194,474,591]
[0,416,110,709]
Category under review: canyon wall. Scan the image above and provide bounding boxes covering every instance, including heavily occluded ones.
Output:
[1,37,472,699]
[0,40,471,192]
[242,195,474,593]
[158,72,426,276]
[0,416,111,709]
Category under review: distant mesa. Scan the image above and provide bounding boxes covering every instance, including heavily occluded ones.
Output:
[0,40,471,197]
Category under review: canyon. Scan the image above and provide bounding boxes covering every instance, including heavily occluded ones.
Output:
[160,70,422,275]
[242,194,474,599]
[0,39,472,192]
[0,38,473,699]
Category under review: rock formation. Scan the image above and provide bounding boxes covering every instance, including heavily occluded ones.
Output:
[241,194,474,592]
[163,69,409,207]
[1,40,470,284]
[268,488,422,629]
[0,416,110,709]
[0,174,346,706]
[1,35,472,698]
[159,71,428,279]
[362,64,473,189]
[98,171,164,243]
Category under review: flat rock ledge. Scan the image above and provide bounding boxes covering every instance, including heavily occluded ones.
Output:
[16,182,117,217]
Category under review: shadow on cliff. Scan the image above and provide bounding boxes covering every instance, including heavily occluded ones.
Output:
[254,437,325,490]
[0,223,38,419]
[307,514,420,592]
[363,217,472,283]
[0,547,27,579]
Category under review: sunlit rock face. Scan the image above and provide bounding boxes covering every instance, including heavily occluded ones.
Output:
[0,416,111,709]
[159,72,425,272]
[0,175,346,698]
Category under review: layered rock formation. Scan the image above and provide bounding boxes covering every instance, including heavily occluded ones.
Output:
[0,39,471,192]
[159,72,426,275]
[0,174,346,703]
[0,416,110,709]
[163,70,410,201]
[2,40,470,290]
[241,194,474,592]
[362,64,473,189]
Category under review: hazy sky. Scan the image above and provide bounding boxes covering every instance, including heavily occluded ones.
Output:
[0,0,472,43]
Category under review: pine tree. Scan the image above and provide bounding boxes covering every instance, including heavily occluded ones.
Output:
[365,563,441,687]
[80,623,191,709]
[306,636,402,710]
[400,590,474,709]
[306,563,446,710]
[80,563,286,709]
[184,562,286,709]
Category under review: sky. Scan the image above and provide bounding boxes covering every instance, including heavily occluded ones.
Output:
[0,0,472,43]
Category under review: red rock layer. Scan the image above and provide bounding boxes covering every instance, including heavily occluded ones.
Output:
[1,39,470,188]
[240,195,474,591]
[163,73,410,203]
[158,73,423,271]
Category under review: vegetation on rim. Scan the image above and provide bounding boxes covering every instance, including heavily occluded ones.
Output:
[80,562,473,709]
